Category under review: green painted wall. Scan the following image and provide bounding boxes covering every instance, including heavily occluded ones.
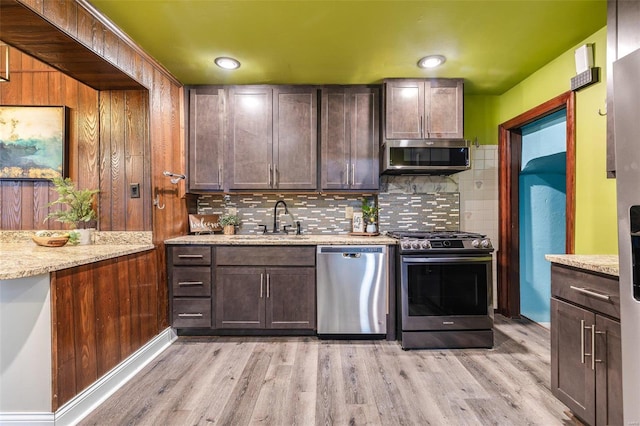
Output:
[464,26,617,254]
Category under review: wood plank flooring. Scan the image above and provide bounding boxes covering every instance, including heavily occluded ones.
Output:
[80,315,573,425]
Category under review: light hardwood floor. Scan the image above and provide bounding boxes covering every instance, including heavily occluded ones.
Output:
[80,315,573,425]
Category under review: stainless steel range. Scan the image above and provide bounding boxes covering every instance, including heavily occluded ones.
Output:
[388,231,494,350]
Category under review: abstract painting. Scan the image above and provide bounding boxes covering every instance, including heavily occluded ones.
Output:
[0,106,68,179]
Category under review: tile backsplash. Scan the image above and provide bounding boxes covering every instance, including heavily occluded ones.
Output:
[197,193,374,235]
[195,145,497,240]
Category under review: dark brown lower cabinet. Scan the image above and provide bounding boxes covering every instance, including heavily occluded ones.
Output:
[167,245,213,328]
[550,264,622,426]
[216,266,315,330]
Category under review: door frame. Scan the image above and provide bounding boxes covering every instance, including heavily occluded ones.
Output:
[497,91,576,318]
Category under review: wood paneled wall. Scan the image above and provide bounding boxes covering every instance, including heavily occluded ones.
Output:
[51,249,159,410]
[0,49,99,231]
[1,0,189,335]
[0,50,153,232]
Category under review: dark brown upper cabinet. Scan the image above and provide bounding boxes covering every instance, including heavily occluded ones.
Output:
[607,0,640,178]
[321,86,380,191]
[227,85,318,190]
[384,78,463,140]
[188,87,225,191]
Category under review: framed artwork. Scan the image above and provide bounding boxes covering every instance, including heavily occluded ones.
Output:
[352,212,364,233]
[0,105,69,180]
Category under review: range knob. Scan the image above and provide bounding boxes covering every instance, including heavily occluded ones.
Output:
[471,239,481,248]
[419,240,431,250]
[481,239,492,248]
[401,240,412,250]
[411,240,420,249]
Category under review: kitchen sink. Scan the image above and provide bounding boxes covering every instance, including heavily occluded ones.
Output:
[228,235,310,240]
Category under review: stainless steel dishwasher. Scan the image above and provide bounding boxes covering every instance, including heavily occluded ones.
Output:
[316,245,388,335]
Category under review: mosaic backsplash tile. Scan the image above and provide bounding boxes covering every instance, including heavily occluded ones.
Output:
[377,192,459,231]
[197,193,374,235]
[197,191,459,234]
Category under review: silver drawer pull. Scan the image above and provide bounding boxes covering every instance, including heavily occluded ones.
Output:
[178,313,204,317]
[178,281,203,286]
[570,286,611,301]
[178,254,204,258]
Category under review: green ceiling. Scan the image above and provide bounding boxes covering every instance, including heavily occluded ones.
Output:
[88,0,606,95]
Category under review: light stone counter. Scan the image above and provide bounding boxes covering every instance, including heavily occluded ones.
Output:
[545,254,619,277]
[164,233,398,246]
[0,231,154,280]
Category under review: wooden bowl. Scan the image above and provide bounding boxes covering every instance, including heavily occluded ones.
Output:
[32,234,70,247]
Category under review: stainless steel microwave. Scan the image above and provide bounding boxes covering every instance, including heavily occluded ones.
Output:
[381,139,471,175]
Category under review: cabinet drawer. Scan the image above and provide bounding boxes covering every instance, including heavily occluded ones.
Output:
[551,264,620,319]
[172,267,211,297]
[172,298,211,328]
[216,246,315,266]
[171,246,211,266]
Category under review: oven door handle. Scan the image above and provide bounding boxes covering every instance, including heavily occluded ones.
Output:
[402,256,493,264]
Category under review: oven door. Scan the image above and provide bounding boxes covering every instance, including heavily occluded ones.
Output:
[400,255,493,331]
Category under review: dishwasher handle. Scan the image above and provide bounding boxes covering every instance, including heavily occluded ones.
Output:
[343,253,361,259]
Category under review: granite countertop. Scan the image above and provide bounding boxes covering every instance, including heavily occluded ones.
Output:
[545,254,619,277]
[0,231,155,280]
[165,234,398,246]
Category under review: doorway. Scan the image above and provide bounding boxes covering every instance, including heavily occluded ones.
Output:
[497,91,576,318]
[519,110,567,325]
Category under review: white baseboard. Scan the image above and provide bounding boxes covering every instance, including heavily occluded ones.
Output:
[0,327,177,426]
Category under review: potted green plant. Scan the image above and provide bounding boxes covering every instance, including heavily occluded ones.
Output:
[219,213,240,235]
[361,197,379,233]
[45,176,99,245]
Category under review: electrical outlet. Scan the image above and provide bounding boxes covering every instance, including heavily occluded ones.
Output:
[228,207,237,215]
[345,206,354,219]
[129,183,140,198]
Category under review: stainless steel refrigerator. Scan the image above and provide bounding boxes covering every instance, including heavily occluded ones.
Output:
[614,46,640,424]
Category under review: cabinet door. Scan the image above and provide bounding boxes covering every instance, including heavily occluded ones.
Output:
[228,86,273,189]
[273,86,318,190]
[188,87,225,191]
[321,88,350,189]
[425,79,463,139]
[385,80,424,139]
[215,266,266,329]
[595,315,623,426]
[266,267,316,329]
[551,298,596,425]
[350,87,379,190]
[321,86,379,190]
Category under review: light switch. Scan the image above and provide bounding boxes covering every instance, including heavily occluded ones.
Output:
[129,183,140,198]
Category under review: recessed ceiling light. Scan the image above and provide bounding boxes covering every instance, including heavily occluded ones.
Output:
[418,55,446,69]
[214,57,241,70]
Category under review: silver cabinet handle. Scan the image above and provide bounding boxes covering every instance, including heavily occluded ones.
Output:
[591,324,596,370]
[178,281,203,286]
[268,164,272,187]
[420,115,423,137]
[345,162,350,185]
[570,286,611,301]
[274,165,278,188]
[178,313,203,317]
[218,165,222,189]
[595,329,605,366]
[351,163,355,186]
[266,273,270,298]
[260,273,264,298]
[178,254,204,259]
[581,320,594,364]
